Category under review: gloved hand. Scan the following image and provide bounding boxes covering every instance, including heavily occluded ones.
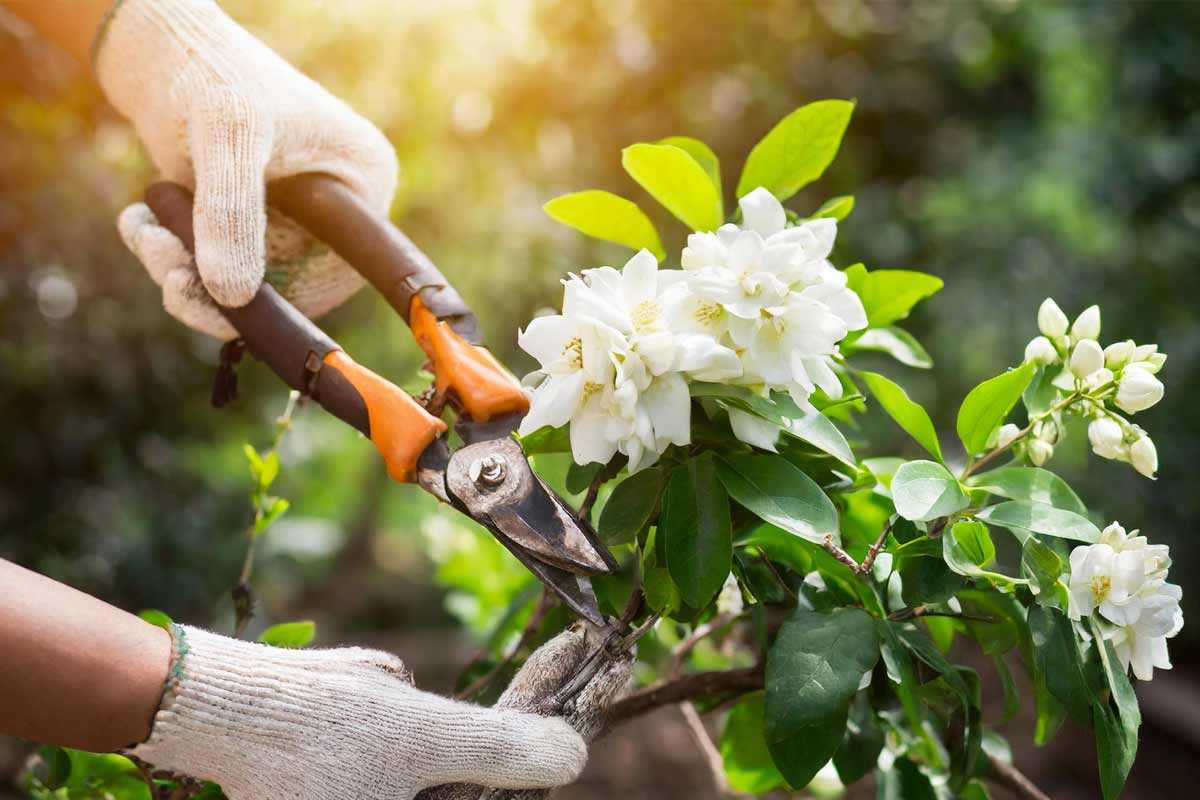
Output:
[129,626,588,799]
[96,0,398,339]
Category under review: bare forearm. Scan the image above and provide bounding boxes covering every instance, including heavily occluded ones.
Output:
[3,0,113,65]
[0,559,170,751]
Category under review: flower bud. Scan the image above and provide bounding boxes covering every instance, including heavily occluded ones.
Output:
[716,573,744,616]
[1038,298,1069,337]
[1084,367,1114,392]
[1024,336,1058,365]
[1132,343,1158,362]
[1033,418,1059,444]
[1116,369,1165,414]
[1104,340,1135,370]
[1130,435,1158,478]
[1069,339,1104,379]
[1071,305,1101,341]
[1028,438,1054,466]
[995,423,1022,449]
[1146,351,1167,371]
[1088,417,1126,460]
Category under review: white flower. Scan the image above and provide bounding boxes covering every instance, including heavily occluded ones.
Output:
[677,188,865,413]
[1068,542,1148,626]
[1071,304,1101,341]
[1115,368,1164,414]
[1038,298,1069,338]
[1070,522,1183,680]
[1088,417,1127,461]
[519,250,739,471]
[1130,435,1157,478]
[1103,583,1183,681]
[1069,339,1104,379]
[1024,335,1059,365]
[727,408,781,452]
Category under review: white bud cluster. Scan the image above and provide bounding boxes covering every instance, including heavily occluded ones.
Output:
[1021,299,1166,477]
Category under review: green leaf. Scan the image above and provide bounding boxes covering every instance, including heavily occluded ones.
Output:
[661,455,733,608]
[899,555,967,606]
[716,454,839,545]
[876,758,937,800]
[566,462,601,495]
[657,135,721,195]
[1028,606,1097,724]
[1020,537,1064,603]
[977,501,1100,543]
[859,371,943,462]
[967,467,1087,516]
[737,99,855,201]
[810,195,855,221]
[543,190,665,260]
[891,460,968,522]
[832,693,883,785]
[1092,619,1141,800]
[259,451,280,491]
[951,520,994,568]
[847,327,933,369]
[845,265,944,328]
[258,620,316,649]
[956,363,1036,456]
[517,425,571,455]
[1023,365,1065,417]
[254,496,290,537]
[138,609,173,629]
[243,444,264,481]
[623,143,723,232]
[764,607,879,789]
[719,692,786,794]
[598,468,662,546]
[641,526,681,614]
[782,409,856,468]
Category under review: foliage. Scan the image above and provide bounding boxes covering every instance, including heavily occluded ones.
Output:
[513,100,1181,799]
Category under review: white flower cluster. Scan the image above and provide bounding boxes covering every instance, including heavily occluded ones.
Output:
[517,188,866,470]
[1068,523,1183,681]
[1022,298,1166,476]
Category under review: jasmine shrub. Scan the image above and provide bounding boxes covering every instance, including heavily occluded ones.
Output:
[522,100,1178,798]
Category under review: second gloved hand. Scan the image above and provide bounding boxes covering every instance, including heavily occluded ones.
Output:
[97,0,399,339]
[129,626,588,799]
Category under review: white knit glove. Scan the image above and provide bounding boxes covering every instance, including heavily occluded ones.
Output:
[128,626,588,799]
[97,0,398,339]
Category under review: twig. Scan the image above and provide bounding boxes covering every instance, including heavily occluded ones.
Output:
[606,665,1052,800]
[668,613,737,678]
[887,606,997,624]
[859,517,895,575]
[606,666,765,728]
[456,591,556,700]
[678,702,732,796]
[577,471,604,523]
[823,534,862,571]
[988,756,1052,800]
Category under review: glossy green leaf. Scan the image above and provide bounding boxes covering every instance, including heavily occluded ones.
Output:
[1028,606,1097,724]
[719,692,786,794]
[833,693,883,785]
[900,555,966,606]
[860,371,943,462]
[891,460,968,522]
[764,607,879,789]
[810,194,855,221]
[957,363,1036,456]
[657,135,721,195]
[845,264,944,328]
[977,501,1100,543]
[138,609,173,629]
[1020,537,1064,604]
[1092,619,1141,800]
[641,527,681,614]
[661,455,733,608]
[543,189,665,260]
[623,143,723,232]
[598,468,662,545]
[951,519,994,568]
[942,527,1024,590]
[847,327,933,369]
[737,99,854,201]
[968,467,1087,516]
[717,454,839,544]
[517,425,571,454]
[258,620,315,649]
[565,462,601,495]
[782,408,856,468]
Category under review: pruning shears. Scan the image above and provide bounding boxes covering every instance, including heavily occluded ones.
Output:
[144,175,615,624]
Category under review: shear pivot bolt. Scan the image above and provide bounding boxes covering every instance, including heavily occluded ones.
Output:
[469,454,507,486]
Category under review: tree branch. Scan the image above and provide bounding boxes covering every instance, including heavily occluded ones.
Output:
[988,756,1052,800]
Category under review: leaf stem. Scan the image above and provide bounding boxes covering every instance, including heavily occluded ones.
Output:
[959,390,1081,480]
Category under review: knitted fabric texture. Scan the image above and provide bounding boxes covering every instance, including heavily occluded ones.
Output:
[129,626,587,800]
[97,0,398,338]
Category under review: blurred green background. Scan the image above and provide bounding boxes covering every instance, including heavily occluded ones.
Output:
[2,1,1198,797]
